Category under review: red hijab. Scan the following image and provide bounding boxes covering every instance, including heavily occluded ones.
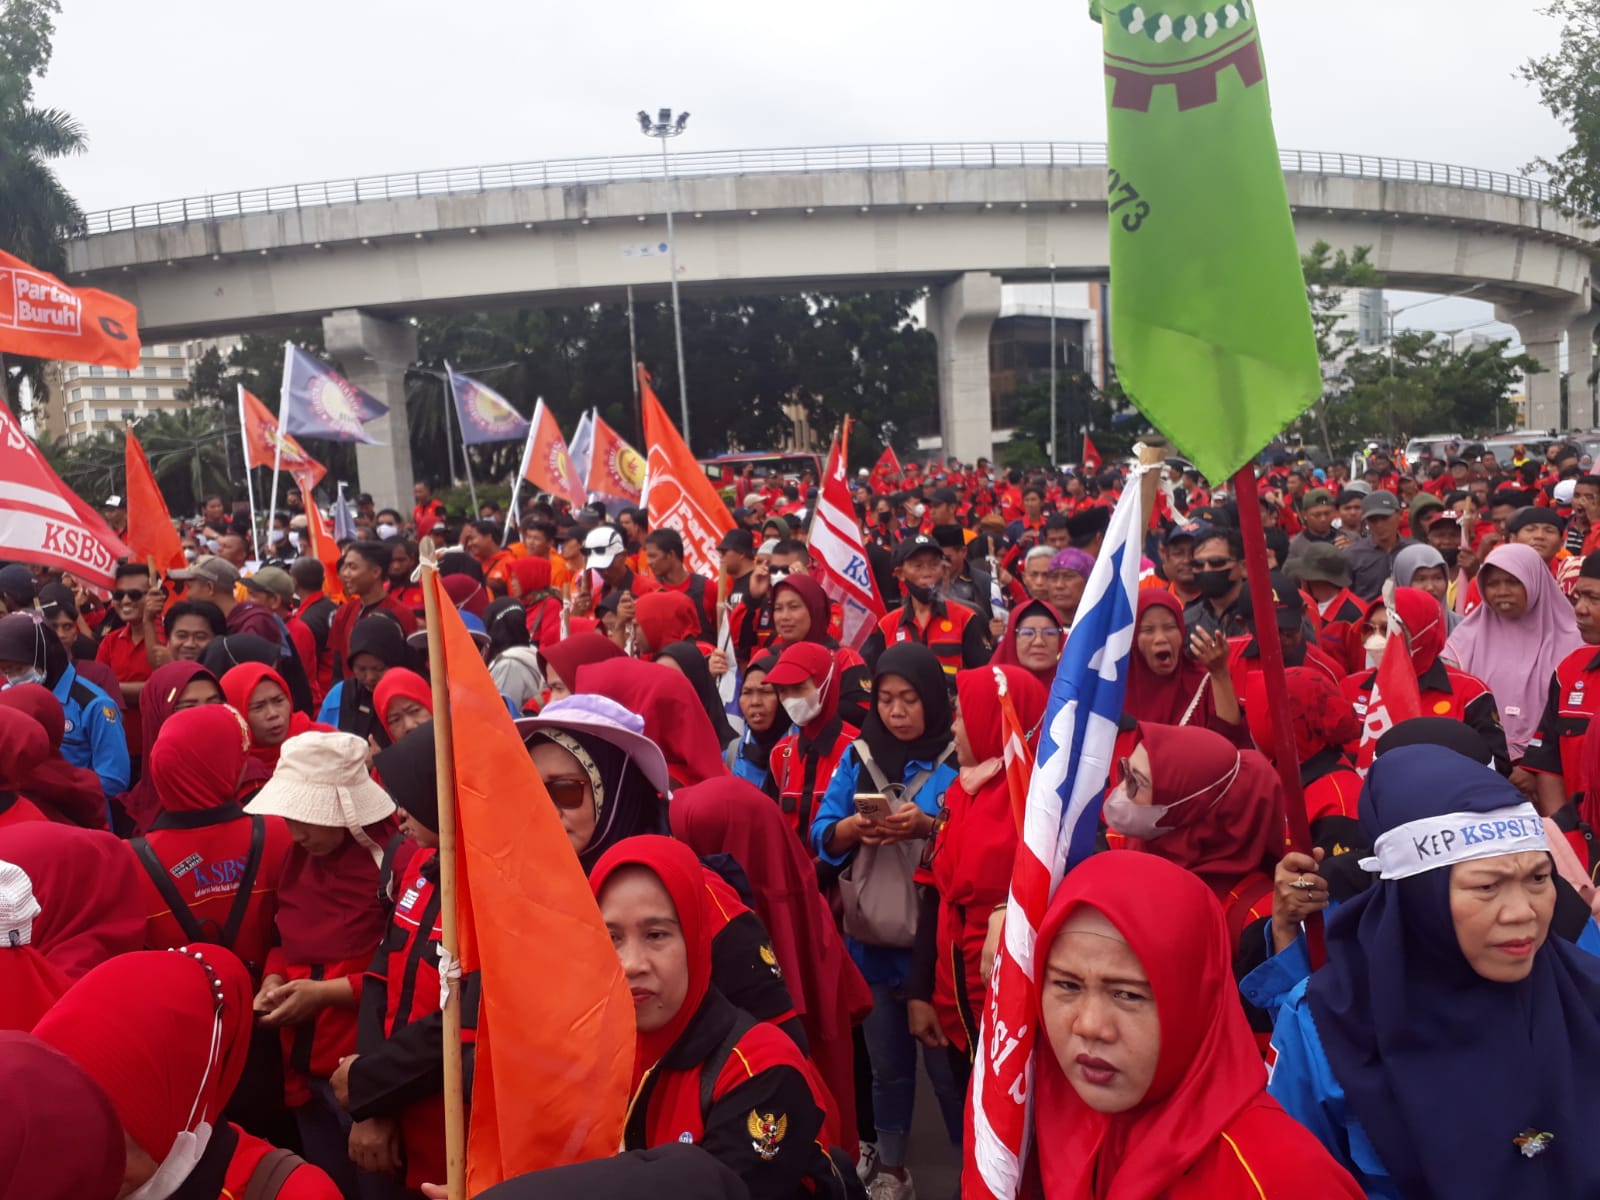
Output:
[0,1031,125,1198]
[0,707,48,791]
[372,667,432,741]
[0,823,144,980]
[1128,723,1286,901]
[989,599,1066,689]
[444,572,490,618]
[1245,667,1361,767]
[1033,852,1316,1199]
[773,575,831,646]
[1124,591,1214,726]
[541,632,627,692]
[115,661,220,831]
[590,836,715,1092]
[508,555,555,598]
[576,659,728,786]
[33,946,254,1170]
[148,704,252,814]
[221,662,321,769]
[0,683,108,830]
[634,592,703,657]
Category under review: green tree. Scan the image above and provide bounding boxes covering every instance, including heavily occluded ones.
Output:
[1337,332,1543,443]
[1003,372,1136,468]
[1300,240,1385,454]
[0,0,87,415]
[1520,0,1600,216]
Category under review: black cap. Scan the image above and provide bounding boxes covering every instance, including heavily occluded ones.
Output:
[1507,506,1563,533]
[930,486,959,506]
[892,534,944,566]
[930,524,966,550]
[716,528,755,556]
[1237,571,1305,630]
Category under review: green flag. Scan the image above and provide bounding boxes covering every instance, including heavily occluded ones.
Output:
[1093,0,1319,483]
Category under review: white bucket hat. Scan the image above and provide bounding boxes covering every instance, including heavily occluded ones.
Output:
[514,694,672,797]
[246,731,396,838]
[0,859,40,947]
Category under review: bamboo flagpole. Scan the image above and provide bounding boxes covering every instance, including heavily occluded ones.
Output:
[420,538,468,1200]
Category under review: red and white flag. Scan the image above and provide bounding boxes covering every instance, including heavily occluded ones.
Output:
[809,420,885,650]
[0,404,127,588]
[1356,622,1423,773]
[640,367,733,579]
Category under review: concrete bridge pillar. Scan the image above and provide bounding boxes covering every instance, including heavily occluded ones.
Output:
[928,272,1002,465]
[321,309,418,512]
[1568,311,1598,431]
[1502,301,1592,432]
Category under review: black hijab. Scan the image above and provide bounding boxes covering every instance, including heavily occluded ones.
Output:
[340,616,410,747]
[738,650,792,773]
[858,642,953,781]
[656,641,738,750]
[525,726,668,875]
[374,722,440,834]
[484,597,532,659]
[198,633,277,676]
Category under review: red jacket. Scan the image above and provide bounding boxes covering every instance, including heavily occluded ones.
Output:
[770,720,859,852]
[1522,646,1600,799]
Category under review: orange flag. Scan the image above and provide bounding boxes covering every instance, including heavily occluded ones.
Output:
[586,413,645,504]
[0,248,140,369]
[640,367,734,578]
[295,471,346,604]
[425,569,633,1190]
[123,430,185,576]
[238,385,327,488]
[519,400,586,506]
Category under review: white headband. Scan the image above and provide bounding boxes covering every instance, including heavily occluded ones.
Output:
[1359,803,1548,881]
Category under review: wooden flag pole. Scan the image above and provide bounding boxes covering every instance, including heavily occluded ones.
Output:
[1232,462,1325,968]
[421,540,468,1200]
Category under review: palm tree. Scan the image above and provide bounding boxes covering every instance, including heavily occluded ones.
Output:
[139,406,236,517]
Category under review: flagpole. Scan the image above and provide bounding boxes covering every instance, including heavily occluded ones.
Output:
[421,545,468,1200]
[443,368,460,490]
[1233,460,1324,968]
[503,409,538,544]
[237,383,263,558]
[266,342,290,561]
[626,286,643,448]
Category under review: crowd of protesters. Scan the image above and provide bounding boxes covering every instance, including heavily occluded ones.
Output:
[6,433,1600,1200]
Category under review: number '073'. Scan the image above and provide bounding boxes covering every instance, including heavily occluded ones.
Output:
[1106,168,1151,233]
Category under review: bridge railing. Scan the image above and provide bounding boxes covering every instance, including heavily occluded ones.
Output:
[76,142,1561,235]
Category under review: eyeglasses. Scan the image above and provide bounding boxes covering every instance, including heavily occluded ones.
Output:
[1118,757,1149,803]
[1192,557,1233,570]
[1014,627,1063,642]
[110,589,146,602]
[546,777,589,811]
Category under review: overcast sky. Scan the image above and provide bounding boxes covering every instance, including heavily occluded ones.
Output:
[36,0,1573,340]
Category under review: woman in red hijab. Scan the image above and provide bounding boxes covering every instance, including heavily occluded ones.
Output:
[989,599,1066,689]
[539,632,626,707]
[1102,724,1286,950]
[0,860,69,1031]
[0,1030,125,1200]
[33,946,340,1199]
[507,555,563,648]
[670,777,874,1157]
[769,575,870,729]
[1029,852,1363,1199]
[0,683,107,829]
[222,662,329,771]
[372,666,433,742]
[590,836,839,1199]
[923,665,1048,1058]
[0,822,143,980]
[576,658,728,786]
[634,591,707,658]
[761,641,863,849]
[0,707,50,829]
[113,660,225,833]
[1122,591,1247,743]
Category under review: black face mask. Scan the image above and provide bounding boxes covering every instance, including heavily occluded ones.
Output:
[904,580,937,605]
[878,512,893,524]
[1438,547,1461,569]
[1193,569,1236,598]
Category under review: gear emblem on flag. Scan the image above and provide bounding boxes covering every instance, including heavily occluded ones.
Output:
[1100,1,1265,112]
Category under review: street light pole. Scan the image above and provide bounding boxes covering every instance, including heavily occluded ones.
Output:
[638,108,692,444]
[1048,259,1057,467]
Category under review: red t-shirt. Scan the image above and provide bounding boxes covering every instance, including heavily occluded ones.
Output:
[95,624,161,756]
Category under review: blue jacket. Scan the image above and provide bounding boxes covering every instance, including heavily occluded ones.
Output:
[810,741,955,988]
[727,730,771,792]
[52,665,130,801]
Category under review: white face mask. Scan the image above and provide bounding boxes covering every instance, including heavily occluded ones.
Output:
[1364,630,1387,669]
[376,522,398,539]
[909,503,926,520]
[3,668,43,690]
[781,667,833,726]
[1102,783,1175,840]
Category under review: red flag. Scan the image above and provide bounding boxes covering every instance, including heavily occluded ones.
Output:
[1081,432,1102,469]
[869,445,903,487]
[639,367,734,578]
[1356,626,1423,773]
[0,248,140,369]
[425,569,634,1189]
[295,471,345,604]
[809,421,885,650]
[585,413,645,505]
[998,671,1036,835]
[123,430,185,576]
[519,401,585,506]
[0,403,127,588]
[238,386,327,488]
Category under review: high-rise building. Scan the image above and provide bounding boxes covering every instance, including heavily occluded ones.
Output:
[37,336,242,445]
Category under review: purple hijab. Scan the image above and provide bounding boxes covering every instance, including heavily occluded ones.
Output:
[1443,542,1582,757]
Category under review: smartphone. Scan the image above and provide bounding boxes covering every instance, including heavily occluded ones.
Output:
[854,793,894,824]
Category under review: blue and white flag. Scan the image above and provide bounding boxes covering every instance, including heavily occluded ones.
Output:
[331,481,359,543]
[281,344,389,444]
[446,363,531,446]
[969,468,1147,1199]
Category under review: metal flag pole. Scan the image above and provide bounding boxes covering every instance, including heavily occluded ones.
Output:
[627,285,643,448]
[237,383,262,557]
[445,363,477,513]
[265,342,290,559]
[503,407,539,544]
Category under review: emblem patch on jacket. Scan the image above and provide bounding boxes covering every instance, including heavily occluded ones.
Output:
[748,1110,787,1160]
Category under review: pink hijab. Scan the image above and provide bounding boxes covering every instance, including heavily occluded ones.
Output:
[1444,542,1583,758]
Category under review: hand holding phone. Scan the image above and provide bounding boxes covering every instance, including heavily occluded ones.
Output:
[854,793,894,825]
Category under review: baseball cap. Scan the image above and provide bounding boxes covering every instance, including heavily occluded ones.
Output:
[1345,480,1374,497]
[169,555,241,590]
[1302,488,1334,509]
[1361,491,1400,519]
[1283,544,1351,588]
[0,564,36,604]
[582,526,626,570]
[716,528,755,556]
[242,565,295,602]
[1408,493,1444,522]
[1165,520,1211,545]
[757,538,781,556]
[1238,570,1305,630]
[931,486,959,506]
[892,534,944,567]
[102,495,123,509]
[1554,479,1578,506]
